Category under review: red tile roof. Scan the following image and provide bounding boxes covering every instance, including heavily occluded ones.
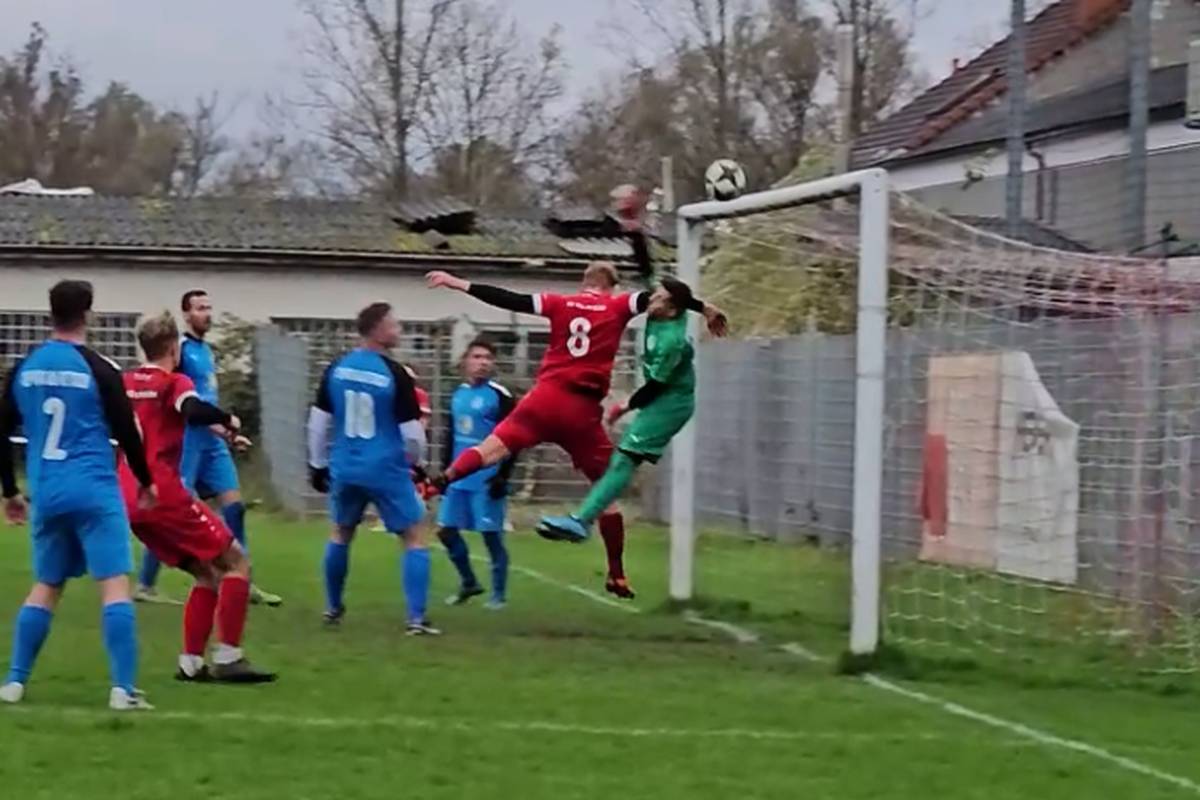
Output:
[851,0,1130,167]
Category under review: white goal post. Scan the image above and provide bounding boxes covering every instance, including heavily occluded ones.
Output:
[670,168,891,656]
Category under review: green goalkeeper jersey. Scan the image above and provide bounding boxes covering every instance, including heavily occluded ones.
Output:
[642,315,695,398]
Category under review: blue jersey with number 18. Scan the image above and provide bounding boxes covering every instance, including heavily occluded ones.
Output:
[314,349,422,489]
[8,341,124,515]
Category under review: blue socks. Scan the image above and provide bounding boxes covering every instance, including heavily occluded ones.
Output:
[6,605,52,685]
[101,601,138,693]
[402,548,431,623]
[482,531,508,602]
[323,540,350,613]
[438,529,478,589]
[222,502,247,549]
[138,550,161,589]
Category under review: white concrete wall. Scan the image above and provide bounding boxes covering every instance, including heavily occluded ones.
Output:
[0,262,585,325]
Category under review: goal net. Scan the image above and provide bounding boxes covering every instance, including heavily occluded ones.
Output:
[667,169,1200,675]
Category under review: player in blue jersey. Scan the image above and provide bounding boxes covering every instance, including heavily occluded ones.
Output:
[0,280,157,710]
[438,338,516,609]
[135,289,283,608]
[306,302,439,635]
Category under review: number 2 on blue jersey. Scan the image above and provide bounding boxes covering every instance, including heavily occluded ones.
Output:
[41,397,68,461]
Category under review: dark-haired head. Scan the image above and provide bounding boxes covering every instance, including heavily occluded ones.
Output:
[357,302,401,349]
[647,277,694,320]
[49,280,94,331]
[462,337,497,383]
[181,289,213,336]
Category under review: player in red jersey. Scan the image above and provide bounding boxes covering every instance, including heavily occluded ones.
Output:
[425,216,726,598]
[118,313,275,684]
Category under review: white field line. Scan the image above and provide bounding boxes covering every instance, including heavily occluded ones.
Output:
[469,555,641,614]
[2,704,963,744]
[859,674,1200,796]
[562,591,1200,795]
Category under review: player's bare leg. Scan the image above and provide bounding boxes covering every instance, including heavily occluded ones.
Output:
[217,487,282,608]
[434,435,511,492]
[1,582,64,704]
[322,526,355,625]
[400,524,440,636]
[201,543,276,683]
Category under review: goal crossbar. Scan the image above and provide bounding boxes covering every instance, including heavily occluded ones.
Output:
[671,168,890,656]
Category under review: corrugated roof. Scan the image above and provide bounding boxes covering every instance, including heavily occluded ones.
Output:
[851,0,1129,167]
[0,195,668,265]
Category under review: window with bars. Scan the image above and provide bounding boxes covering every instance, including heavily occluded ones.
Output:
[0,310,141,372]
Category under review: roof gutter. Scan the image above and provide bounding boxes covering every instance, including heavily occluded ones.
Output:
[0,244,663,277]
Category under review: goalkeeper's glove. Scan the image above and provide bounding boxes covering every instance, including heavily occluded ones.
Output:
[309,465,330,494]
[486,474,509,500]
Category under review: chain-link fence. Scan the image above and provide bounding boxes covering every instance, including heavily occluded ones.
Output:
[256,317,641,519]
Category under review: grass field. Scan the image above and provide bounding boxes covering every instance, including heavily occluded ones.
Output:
[1,514,1199,799]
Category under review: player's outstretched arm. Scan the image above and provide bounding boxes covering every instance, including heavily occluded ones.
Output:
[426,271,537,315]
[180,396,235,428]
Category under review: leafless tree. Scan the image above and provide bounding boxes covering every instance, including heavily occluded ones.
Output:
[560,0,825,205]
[417,0,566,207]
[825,0,935,135]
[174,92,234,197]
[291,0,454,198]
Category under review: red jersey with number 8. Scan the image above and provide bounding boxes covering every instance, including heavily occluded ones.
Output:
[533,290,641,397]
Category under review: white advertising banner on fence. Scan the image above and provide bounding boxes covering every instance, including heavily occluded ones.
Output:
[919,351,1080,585]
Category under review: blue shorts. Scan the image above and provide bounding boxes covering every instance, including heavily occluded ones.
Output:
[330,480,424,534]
[31,506,133,585]
[437,487,507,533]
[181,430,239,498]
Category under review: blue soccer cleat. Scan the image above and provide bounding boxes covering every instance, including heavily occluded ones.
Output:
[537,515,591,544]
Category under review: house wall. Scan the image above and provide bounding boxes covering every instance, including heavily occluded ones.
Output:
[0,262,582,326]
[1150,0,1200,69]
[1023,1,1199,104]
[891,119,1200,252]
[905,144,1200,252]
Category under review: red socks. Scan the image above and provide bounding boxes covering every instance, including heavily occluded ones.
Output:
[598,513,626,580]
[183,585,218,656]
[449,447,485,481]
[216,575,250,648]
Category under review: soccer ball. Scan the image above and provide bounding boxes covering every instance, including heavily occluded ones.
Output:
[704,159,747,202]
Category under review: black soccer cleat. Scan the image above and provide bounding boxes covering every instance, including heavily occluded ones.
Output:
[446,585,485,606]
[211,658,278,684]
[605,576,637,600]
[406,619,442,637]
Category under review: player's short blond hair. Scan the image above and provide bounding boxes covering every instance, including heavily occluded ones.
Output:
[583,261,619,290]
[137,311,179,361]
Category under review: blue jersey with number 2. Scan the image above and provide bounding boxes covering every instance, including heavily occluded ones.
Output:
[12,341,121,514]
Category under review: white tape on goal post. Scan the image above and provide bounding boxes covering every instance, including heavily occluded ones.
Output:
[671,168,890,656]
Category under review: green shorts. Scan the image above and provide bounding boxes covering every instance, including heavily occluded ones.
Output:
[619,395,694,463]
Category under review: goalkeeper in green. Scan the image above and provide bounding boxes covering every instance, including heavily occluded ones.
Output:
[537,276,712,552]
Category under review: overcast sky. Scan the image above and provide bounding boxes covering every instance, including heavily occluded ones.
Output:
[1,0,1017,137]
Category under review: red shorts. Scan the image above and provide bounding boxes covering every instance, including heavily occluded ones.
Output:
[128,489,234,568]
[492,381,613,481]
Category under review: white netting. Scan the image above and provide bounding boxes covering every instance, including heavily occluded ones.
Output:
[682,189,1200,674]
